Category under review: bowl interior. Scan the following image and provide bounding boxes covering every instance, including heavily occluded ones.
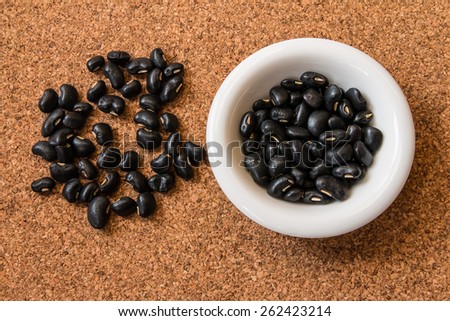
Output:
[207,39,414,237]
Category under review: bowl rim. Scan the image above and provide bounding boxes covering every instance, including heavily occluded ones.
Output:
[206,38,415,238]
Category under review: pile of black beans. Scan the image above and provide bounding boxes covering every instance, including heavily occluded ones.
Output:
[240,71,383,204]
[31,48,206,229]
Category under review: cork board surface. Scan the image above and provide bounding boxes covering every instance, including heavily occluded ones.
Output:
[1,1,449,301]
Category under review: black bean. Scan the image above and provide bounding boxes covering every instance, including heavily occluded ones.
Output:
[270,107,294,124]
[267,174,294,199]
[62,111,86,129]
[126,58,153,75]
[149,48,167,69]
[264,142,278,162]
[260,119,286,142]
[293,101,311,127]
[107,50,131,66]
[362,126,383,153]
[86,55,105,72]
[353,110,374,125]
[325,143,353,166]
[323,84,343,112]
[121,80,142,99]
[315,175,349,201]
[136,128,162,150]
[253,110,269,131]
[240,111,257,138]
[139,94,162,112]
[309,163,331,179]
[151,153,172,174]
[268,155,288,178]
[164,132,181,156]
[303,189,333,204]
[269,85,289,106]
[353,141,373,167]
[32,141,56,161]
[174,152,194,180]
[289,91,302,105]
[302,88,324,109]
[41,108,65,137]
[148,173,175,193]
[55,144,74,163]
[307,110,329,137]
[244,153,270,186]
[337,99,354,122]
[346,124,362,143]
[241,139,259,156]
[58,84,78,110]
[327,115,346,130]
[184,141,206,166]
[137,192,157,217]
[146,68,163,94]
[97,95,125,116]
[92,123,113,146]
[78,159,98,180]
[280,78,304,91]
[120,150,140,172]
[252,98,272,112]
[318,129,346,145]
[71,136,96,157]
[345,88,367,111]
[50,163,78,182]
[103,61,125,89]
[134,110,160,130]
[163,62,184,79]
[48,127,74,146]
[62,178,82,203]
[38,88,58,113]
[78,181,99,203]
[331,163,364,180]
[99,171,120,195]
[87,80,107,103]
[97,146,121,169]
[285,126,312,140]
[160,75,183,104]
[300,71,328,87]
[289,140,303,166]
[160,112,179,132]
[125,171,148,193]
[31,177,56,194]
[283,187,304,202]
[87,196,110,229]
[73,102,93,116]
[302,140,325,163]
[111,196,137,217]
[290,168,308,187]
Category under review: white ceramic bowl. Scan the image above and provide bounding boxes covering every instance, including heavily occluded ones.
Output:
[206,38,415,238]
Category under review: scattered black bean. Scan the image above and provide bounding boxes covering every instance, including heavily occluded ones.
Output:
[97,146,121,169]
[55,144,75,163]
[78,181,99,203]
[62,178,82,203]
[38,88,58,113]
[126,58,153,74]
[87,80,107,103]
[121,80,142,99]
[149,48,167,69]
[92,123,113,146]
[163,62,184,79]
[73,102,93,116]
[133,110,160,130]
[120,150,140,172]
[136,128,162,150]
[99,171,120,195]
[87,196,110,229]
[160,112,179,132]
[137,192,157,217]
[184,141,206,167]
[86,55,105,72]
[362,126,383,153]
[31,177,56,194]
[164,132,181,156]
[41,108,65,137]
[78,159,98,180]
[48,127,74,146]
[125,171,148,193]
[50,162,78,182]
[58,84,78,110]
[32,141,56,162]
[103,61,125,89]
[174,152,193,180]
[107,50,131,66]
[71,136,95,157]
[148,173,175,193]
[62,111,86,129]
[160,75,183,104]
[97,95,125,116]
[111,196,137,217]
[139,94,161,112]
[146,68,163,94]
[150,153,172,174]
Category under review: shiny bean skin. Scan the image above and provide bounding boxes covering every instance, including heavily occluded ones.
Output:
[41,108,65,137]
[148,173,175,193]
[174,152,194,180]
[280,78,304,91]
[71,136,96,157]
[160,75,183,104]
[111,197,137,217]
[137,128,162,150]
[268,155,289,178]
[120,150,140,172]
[97,95,125,116]
[331,163,363,180]
[55,144,74,163]
[125,171,148,193]
[260,119,286,142]
[307,110,329,137]
[78,159,98,180]
[283,187,304,202]
[149,48,167,69]
[121,80,142,99]
[78,181,99,203]
[126,58,153,74]
[270,107,294,124]
[97,146,121,169]
[353,141,373,167]
[269,86,290,106]
[323,84,343,112]
[266,174,295,199]
[315,175,349,201]
[325,143,353,166]
[285,126,312,140]
[346,124,362,143]
[184,141,206,167]
[151,153,172,174]
[31,177,56,193]
[92,123,113,146]
[309,163,331,179]
[137,192,157,217]
[48,127,74,146]
[303,189,333,204]
[244,153,270,187]
[58,84,78,110]
[62,178,82,203]
[99,171,120,195]
[87,196,110,229]
[139,94,162,112]
[86,55,105,72]
[300,71,328,87]
[252,98,273,112]
[50,163,78,182]
[345,88,367,111]
[353,110,374,125]
[32,141,56,161]
[362,126,383,153]
[164,132,181,156]
[160,112,179,132]
[302,88,324,109]
[163,63,184,79]
[240,111,258,138]
[134,110,160,130]
[293,101,311,127]
[103,61,125,89]
[38,88,58,113]
[87,80,107,103]
[107,50,131,66]
[73,102,93,116]
[62,111,86,129]
[327,115,346,130]
[146,68,163,94]
[318,129,347,145]
[337,99,354,122]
